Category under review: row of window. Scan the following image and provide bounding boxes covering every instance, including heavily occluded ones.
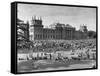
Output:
[29,29,73,34]
[35,34,62,39]
[30,34,72,38]
[43,30,56,33]
[30,35,73,40]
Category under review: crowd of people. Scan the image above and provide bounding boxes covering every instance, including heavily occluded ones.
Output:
[18,39,96,62]
[28,39,96,54]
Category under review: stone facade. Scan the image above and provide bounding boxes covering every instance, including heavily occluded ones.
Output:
[29,17,88,41]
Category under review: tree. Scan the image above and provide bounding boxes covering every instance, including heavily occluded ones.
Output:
[88,31,96,38]
[17,19,31,49]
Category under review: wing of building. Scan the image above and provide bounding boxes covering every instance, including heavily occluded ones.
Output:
[29,16,88,41]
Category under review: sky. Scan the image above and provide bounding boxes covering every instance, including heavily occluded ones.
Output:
[18,3,96,31]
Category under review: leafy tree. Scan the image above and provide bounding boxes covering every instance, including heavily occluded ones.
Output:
[17,19,32,49]
[88,31,96,38]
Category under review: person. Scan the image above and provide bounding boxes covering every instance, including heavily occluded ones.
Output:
[49,53,52,60]
[86,49,90,59]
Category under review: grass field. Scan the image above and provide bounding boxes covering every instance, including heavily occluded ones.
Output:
[17,59,96,72]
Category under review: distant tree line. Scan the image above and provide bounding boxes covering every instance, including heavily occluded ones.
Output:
[87,31,97,39]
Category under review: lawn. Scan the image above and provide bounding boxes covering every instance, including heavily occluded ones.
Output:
[17,59,95,72]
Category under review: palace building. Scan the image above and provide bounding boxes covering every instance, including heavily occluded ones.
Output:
[29,16,88,41]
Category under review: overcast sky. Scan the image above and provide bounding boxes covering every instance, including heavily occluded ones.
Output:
[18,3,96,31]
